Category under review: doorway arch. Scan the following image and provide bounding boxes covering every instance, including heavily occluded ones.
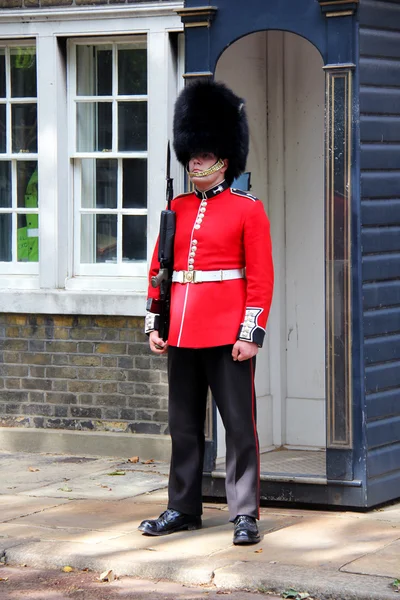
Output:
[213,31,326,476]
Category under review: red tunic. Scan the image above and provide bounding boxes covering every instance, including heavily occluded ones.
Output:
[146,184,274,349]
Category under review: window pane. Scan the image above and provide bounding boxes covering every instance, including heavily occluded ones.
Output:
[12,103,37,153]
[76,102,112,152]
[0,213,11,261]
[10,47,37,98]
[17,212,38,262]
[17,161,38,208]
[81,158,117,209]
[123,159,147,208]
[0,161,11,207]
[81,213,117,263]
[118,101,147,151]
[77,45,112,97]
[0,50,5,98]
[123,215,146,261]
[118,46,147,95]
[0,104,6,153]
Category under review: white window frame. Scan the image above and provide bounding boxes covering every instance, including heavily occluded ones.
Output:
[69,36,148,279]
[0,3,184,315]
[0,39,38,277]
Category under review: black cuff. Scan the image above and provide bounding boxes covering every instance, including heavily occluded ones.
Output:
[238,325,265,348]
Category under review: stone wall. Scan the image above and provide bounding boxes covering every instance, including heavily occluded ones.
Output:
[0,0,171,8]
[0,314,168,435]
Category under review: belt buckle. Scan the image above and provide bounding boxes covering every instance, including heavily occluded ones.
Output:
[183,270,195,283]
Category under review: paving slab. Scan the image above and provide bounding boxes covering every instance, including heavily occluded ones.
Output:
[0,453,118,495]
[213,512,400,570]
[19,468,168,500]
[342,537,400,578]
[104,510,301,557]
[7,499,164,534]
[0,495,69,523]
[0,522,130,545]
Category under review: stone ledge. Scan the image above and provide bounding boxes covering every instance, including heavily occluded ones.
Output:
[0,427,171,461]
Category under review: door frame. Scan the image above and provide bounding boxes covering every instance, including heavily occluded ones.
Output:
[179,0,364,495]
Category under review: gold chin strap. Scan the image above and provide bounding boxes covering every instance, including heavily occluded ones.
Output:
[187,158,225,178]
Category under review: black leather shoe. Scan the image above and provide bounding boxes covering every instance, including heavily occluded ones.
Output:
[138,509,202,536]
[233,515,261,545]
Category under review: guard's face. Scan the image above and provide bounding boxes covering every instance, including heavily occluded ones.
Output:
[188,153,228,191]
[188,152,218,173]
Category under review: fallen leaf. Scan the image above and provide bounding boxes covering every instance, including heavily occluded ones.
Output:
[0,577,8,582]
[392,579,400,591]
[98,569,115,582]
[58,485,73,492]
[128,456,139,463]
[143,459,154,464]
[107,471,125,476]
[62,566,74,573]
[254,548,263,553]
[28,467,39,472]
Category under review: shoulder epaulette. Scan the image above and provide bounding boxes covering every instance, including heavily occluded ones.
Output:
[174,191,193,200]
[231,188,258,202]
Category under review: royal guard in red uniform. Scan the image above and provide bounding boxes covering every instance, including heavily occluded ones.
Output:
[139,80,274,545]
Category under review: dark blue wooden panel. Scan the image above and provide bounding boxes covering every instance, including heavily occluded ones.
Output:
[365,360,400,393]
[361,145,400,170]
[364,306,400,336]
[361,115,400,142]
[362,200,400,226]
[362,253,400,280]
[360,57,400,87]
[359,0,400,32]
[367,470,400,506]
[361,172,400,198]
[360,86,400,115]
[367,415,400,449]
[362,226,400,253]
[367,441,400,478]
[360,28,400,60]
[366,387,400,420]
[364,333,400,363]
[363,280,400,308]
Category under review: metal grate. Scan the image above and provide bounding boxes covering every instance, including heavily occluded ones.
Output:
[260,449,326,477]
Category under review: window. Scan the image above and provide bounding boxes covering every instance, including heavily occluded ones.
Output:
[69,38,148,277]
[0,42,38,273]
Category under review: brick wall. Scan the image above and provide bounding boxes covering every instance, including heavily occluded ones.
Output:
[0,0,171,8]
[0,314,168,435]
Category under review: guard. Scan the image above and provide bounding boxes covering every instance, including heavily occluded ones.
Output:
[140,79,274,545]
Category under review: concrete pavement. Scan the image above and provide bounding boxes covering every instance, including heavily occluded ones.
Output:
[1,450,400,600]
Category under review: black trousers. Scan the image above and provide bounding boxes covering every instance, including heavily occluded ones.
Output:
[167,345,260,522]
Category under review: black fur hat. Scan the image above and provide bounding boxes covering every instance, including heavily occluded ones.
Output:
[173,79,249,186]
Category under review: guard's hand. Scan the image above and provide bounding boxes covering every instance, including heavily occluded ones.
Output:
[149,330,168,355]
[232,340,258,362]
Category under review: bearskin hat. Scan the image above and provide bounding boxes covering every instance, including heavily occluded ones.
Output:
[173,79,249,186]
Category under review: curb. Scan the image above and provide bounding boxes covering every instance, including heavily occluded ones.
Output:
[3,539,399,600]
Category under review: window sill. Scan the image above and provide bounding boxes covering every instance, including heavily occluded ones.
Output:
[0,288,147,317]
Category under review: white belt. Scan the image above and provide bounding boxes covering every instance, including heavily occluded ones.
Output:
[172,268,245,284]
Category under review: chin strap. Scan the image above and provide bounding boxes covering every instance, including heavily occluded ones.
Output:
[187,158,225,178]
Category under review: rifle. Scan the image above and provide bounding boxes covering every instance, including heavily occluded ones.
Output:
[148,142,176,341]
